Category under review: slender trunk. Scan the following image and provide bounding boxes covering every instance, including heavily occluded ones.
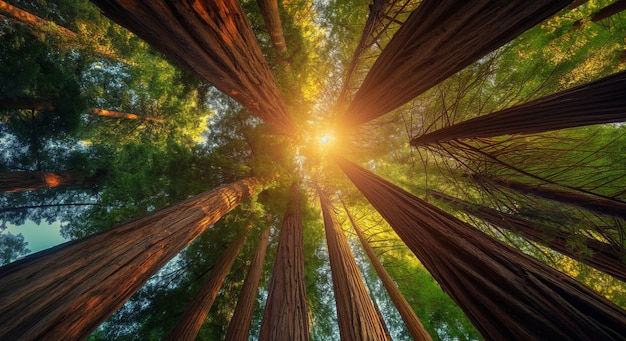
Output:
[90,108,163,123]
[89,0,295,135]
[335,156,626,340]
[428,190,626,282]
[0,1,136,66]
[471,173,626,220]
[410,71,626,146]
[0,171,83,193]
[592,0,626,22]
[166,226,251,341]
[225,227,271,341]
[0,178,258,340]
[341,0,572,128]
[342,200,433,341]
[256,0,287,54]
[318,189,390,341]
[259,183,309,340]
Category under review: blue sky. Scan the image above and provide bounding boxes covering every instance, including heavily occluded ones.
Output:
[6,220,67,255]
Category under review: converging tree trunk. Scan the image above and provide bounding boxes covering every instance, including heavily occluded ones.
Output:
[89,0,295,135]
[318,189,390,341]
[0,178,259,340]
[166,225,251,341]
[225,227,271,341]
[410,71,626,146]
[335,156,626,340]
[471,173,626,220]
[342,200,433,341]
[592,0,626,22]
[0,171,85,193]
[256,0,287,54]
[259,183,309,341]
[90,108,163,123]
[427,189,626,283]
[340,0,572,128]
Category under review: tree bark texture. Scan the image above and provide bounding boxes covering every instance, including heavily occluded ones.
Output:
[225,227,271,341]
[89,0,295,135]
[90,108,163,122]
[318,190,390,341]
[340,0,572,128]
[0,177,259,340]
[256,0,287,53]
[335,156,626,340]
[410,71,626,146]
[343,202,433,341]
[471,173,626,220]
[427,190,626,283]
[0,171,82,193]
[166,226,251,341]
[259,183,309,341]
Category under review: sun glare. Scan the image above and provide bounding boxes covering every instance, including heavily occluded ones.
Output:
[319,134,334,144]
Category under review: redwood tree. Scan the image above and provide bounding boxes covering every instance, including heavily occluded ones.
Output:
[0,178,259,340]
[335,156,626,340]
[340,0,572,128]
[166,226,251,341]
[225,227,271,341]
[342,201,433,341]
[89,0,295,135]
[256,0,287,54]
[0,171,86,193]
[410,71,626,146]
[318,189,390,341]
[259,183,309,340]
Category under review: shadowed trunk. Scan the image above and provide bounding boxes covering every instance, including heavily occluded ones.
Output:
[592,0,626,22]
[335,156,626,340]
[89,0,295,135]
[225,227,271,341]
[256,0,287,54]
[0,178,259,340]
[471,173,626,220]
[342,201,433,341]
[318,189,390,341]
[341,0,572,128]
[166,226,251,341]
[0,171,86,193]
[259,183,309,341]
[410,71,626,146]
[427,189,626,283]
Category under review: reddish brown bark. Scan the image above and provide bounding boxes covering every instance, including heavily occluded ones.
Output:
[336,156,626,340]
[259,183,309,340]
[256,0,287,53]
[471,173,626,220]
[340,0,572,128]
[318,189,390,341]
[592,0,626,22]
[0,178,259,340]
[225,227,271,341]
[90,108,164,123]
[428,190,626,283]
[410,71,626,146]
[166,226,251,341]
[342,201,433,341]
[89,0,295,135]
[0,171,82,193]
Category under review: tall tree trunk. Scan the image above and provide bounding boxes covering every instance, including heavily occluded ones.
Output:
[259,183,309,340]
[90,108,163,123]
[471,173,626,220]
[342,200,433,341]
[256,0,287,54]
[225,227,271,341]
[427,189,626,283]
[340,0,572,128]
[89,0,295,135]
[410,71,626,146]
[166,225,252,341]
[318,189,390,341]
[0,178,258,340]
[0,171,84,193]
[0,0,136,66]
[335,156,626,340]
[592,0,626,22]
